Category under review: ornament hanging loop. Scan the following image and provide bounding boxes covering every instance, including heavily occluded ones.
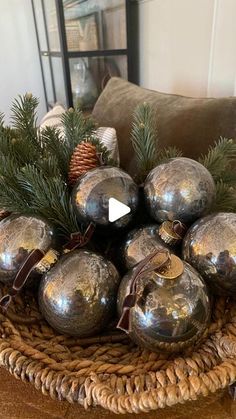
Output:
[117,249,171,333]
[159,220,187,246]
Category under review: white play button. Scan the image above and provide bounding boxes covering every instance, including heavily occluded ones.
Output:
[108,198,131,222]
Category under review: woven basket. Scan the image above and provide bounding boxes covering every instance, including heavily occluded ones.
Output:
[1,284,236,415]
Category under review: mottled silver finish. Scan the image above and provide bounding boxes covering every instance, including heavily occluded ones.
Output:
[182,212,236,296]
[121,224,170,269]
[39,250,120,337]
[117,261,210,353]
[144,157,215,224]
[72,166,139,228]
[0,214,55,284]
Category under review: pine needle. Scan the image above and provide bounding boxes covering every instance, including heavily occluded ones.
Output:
[210,180,236,212]
[131,103,158,181]
[40,126,69,179]
[156,146,183,165]
[17,165,80,236]
[61,107,96,155]
[199,137,236,182]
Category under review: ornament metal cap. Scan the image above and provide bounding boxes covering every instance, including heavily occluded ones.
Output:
[157,254,184,279]
[159,220,186,246]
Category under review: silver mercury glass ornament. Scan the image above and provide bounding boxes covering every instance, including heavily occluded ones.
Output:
[121,221,186,269]
[117,251,211,353]
[144,157,216,224]
[39,249,120,337]
[72,166,139,228]
[182,212,236,296]
[121,224,170,269]
[0,214,57,285]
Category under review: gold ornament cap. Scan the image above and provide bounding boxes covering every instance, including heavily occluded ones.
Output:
[156,254,184,279]
[35,249,59,275]
[159,220,186,246]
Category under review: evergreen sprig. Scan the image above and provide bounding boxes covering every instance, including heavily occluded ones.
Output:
[87,136,115,166]
[156,146,183,165]
[61,107,96,155]
[210,181,236,212]
[199,137,236,211]
[131,103,182,182]
[0,94,113,238]
[40,126,70,180]
[11,93,40,151]
[131,103,158,181]
[17,165,80,235]
[199,137,236,185]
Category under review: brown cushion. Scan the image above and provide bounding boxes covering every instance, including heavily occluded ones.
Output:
[92,77,236,174]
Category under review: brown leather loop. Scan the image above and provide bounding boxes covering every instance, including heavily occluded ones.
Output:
[172,220,187,238]
[0,248,45,311]
[64,223,95,252]
[117,249,171,333]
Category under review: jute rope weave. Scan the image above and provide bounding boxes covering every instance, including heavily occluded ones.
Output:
[0,285,236,414]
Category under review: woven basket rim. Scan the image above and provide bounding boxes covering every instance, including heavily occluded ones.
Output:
[1,288,236,414]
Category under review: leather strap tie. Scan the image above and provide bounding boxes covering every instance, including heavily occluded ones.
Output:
[117,249,171,333]
[0,248,45,311]
[64,223,95,252]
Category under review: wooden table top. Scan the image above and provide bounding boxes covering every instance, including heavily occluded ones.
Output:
[0,367,236,419]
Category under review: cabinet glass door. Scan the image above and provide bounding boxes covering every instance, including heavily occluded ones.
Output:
[51,57,67,106]
[33,0,47,51]
[63,0,127,51]
[41,55,55,106]
[69,55,127,109]
[44,0,61,51]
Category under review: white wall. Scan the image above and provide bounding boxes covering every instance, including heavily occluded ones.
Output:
[0,0,46,124]
[138,0,236,98]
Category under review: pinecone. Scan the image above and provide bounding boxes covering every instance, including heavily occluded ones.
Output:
[68,141,100,186]
[0,210,10,220]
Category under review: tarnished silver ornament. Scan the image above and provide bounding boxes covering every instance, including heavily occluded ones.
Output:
[0,214,56,284]
[144,157,215,224]
[182,212,236,296]
[72,166,139,228]
[39,249,120,337]
[117,255,210,353]
[121,224,171,269]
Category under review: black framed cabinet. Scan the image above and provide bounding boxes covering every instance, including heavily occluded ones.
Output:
[32,0,138,110]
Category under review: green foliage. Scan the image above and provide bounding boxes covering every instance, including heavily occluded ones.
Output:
[61,107,96,156]
[11,93,41,159]
[199,137,236,185]
[17,165,80,235]
[0,94,114,237]
[199,138,236,212]
[156,146,183,165]
[40,126,69,180]
[88,136,116,166]
[210,181,236,213]
[131,103,158,181]
[131,103,181,182]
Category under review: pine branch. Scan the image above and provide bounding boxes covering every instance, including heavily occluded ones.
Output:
[10,94,42,164]
[40,126,69,179]
[155,146,183,165]
[199,137,236,183]
[210,180,236,212]
[88,135,116,166]
[131,103,158,181]
[35,155,62,179]
[17,165,80,236]
[61,107,96,155]
[0,156,31,213]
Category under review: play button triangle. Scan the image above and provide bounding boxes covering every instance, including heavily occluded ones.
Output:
[108,198,131,222]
